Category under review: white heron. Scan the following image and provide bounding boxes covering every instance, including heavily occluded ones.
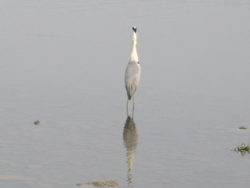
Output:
[125,26,141,114]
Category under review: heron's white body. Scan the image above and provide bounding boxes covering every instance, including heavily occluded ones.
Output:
[125,28,141,105]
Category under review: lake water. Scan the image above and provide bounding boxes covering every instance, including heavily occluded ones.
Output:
[1,0,250,187]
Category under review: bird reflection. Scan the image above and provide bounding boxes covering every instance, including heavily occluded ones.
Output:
[123,116,138,188]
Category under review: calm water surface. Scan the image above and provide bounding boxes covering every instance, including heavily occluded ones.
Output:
[1,0,250,187]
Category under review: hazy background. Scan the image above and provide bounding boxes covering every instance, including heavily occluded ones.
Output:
[0,0,250,187]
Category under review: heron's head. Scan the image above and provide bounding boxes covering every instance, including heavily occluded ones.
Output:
[132,26,137,33]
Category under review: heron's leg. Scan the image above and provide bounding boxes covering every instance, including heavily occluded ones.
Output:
[132,97,135,117]
[126,99,129,116]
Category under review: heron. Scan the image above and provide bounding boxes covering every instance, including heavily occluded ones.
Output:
[125,26,141,115]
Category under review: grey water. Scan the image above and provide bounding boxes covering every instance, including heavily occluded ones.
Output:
[1,0,250,187]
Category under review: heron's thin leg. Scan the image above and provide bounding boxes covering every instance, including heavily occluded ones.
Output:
[126,99,129,116]
[132,97,135,117]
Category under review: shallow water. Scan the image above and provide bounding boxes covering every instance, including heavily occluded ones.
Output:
[1,0,250,187]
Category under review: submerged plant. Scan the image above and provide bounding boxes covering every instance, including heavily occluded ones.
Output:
[239,126,248,129]
[234,143,250,156]
[76,180,119,187]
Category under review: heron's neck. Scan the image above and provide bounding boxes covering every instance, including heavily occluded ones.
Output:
[130,33,138,62]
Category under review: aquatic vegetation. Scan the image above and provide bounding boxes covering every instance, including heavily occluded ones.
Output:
[234,143,250,156]
[76,180,119,187]
[239,126,248,129]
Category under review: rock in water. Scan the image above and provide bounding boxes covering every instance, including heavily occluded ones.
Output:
[34,120,40,125]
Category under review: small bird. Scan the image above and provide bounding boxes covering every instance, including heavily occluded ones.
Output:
[125,26,141,115]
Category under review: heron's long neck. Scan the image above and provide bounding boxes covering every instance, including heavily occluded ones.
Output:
[130,33,138,62]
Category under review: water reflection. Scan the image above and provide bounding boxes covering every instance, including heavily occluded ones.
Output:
[123,116,138,188]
